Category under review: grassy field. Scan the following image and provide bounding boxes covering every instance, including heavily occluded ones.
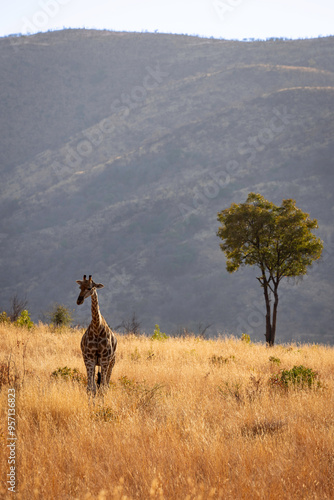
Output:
[0,323,333,499]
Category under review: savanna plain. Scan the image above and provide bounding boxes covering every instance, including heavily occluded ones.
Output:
[0,323,333,499]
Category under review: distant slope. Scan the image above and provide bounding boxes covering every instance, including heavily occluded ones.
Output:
[1,30,334,343]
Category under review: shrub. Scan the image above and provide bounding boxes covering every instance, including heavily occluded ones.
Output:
[269,356,281,365]
[269,365,320,390]
[151,324,169,341]
[16,310,34,329]
[210,354,235,366]
[48,304,73,328]
[93,405,119,423]
[51,366,85,384]
[241,333,251,344]
[0,312,10,323]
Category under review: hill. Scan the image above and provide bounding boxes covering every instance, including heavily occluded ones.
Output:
[1,30,334,343]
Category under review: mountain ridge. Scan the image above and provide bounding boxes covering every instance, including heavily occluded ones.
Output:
[1,30,334,343]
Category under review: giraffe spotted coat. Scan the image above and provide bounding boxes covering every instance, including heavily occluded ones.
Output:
[76,275,117,395]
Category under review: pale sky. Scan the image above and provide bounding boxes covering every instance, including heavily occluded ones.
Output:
[1,0,333,40]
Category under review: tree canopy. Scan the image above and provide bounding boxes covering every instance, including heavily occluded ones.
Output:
[217,193,323,345]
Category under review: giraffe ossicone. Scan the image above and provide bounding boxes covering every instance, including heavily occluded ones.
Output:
[76,274,117,396]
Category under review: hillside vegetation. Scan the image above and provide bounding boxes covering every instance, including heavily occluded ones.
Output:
[1,30,334,342]
[0,324,333,499]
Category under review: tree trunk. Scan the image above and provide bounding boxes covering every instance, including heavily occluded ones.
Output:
[263,284,272,345]
[271,288,279,346]
[263,289,279,346]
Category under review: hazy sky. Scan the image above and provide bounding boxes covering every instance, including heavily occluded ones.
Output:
[1,0,333,40]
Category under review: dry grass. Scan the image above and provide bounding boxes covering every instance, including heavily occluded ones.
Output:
[0,323,333,499]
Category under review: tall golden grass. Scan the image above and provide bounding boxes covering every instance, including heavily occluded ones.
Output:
[0,323,333,499]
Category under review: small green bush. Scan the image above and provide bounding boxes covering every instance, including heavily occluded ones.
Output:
[241,333,251,344]
[269,356,281,365]
[210,355,235,366]
[16,310,34,329]
[93,406,119,423]
[48,304,73,328]
[151,324,169,341]
[0,312,10,323]
[51,366,85,384]
[269,365,320,390]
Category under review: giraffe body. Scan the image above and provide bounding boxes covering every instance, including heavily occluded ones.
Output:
[76,275,117,395]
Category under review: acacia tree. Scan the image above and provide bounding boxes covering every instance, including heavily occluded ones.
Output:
[217,193,323,346]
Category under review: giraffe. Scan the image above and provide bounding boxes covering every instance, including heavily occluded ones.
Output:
[76,275,117,396]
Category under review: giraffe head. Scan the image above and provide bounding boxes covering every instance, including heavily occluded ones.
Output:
[76,275,104,305]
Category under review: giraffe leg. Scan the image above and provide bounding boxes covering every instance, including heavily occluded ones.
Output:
[99,363,108,394]
[106,355,116,385]
[85,362,97,396]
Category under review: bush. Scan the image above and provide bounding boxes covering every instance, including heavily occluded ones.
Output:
[51,366,85,384]
[16,310,34,329]
[241,333,251,344]
[269,365,320,390]
[0,312,10,323]
[210,354,235,366]
[151,324,169,341]
[269,356,281,365]
[48,304,73,328]
[93,405,119,422]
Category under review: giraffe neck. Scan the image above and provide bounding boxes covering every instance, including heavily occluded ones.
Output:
[90,289,102,334]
